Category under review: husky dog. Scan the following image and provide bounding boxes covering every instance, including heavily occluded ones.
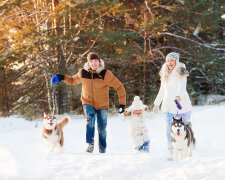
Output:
[42,114,69,151]
[170,116,195,162]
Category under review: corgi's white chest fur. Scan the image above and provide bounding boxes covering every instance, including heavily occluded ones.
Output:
[44,129,60,144]
[42,116,69,149]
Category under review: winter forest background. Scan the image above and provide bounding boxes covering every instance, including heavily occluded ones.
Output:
[0,0,224,119]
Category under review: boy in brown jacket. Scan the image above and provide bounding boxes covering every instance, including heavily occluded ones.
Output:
[51,52,126,153]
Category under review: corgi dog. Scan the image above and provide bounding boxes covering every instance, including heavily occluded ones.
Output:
[42,114,69,150]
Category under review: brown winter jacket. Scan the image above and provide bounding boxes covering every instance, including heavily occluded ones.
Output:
[63,59,126,110]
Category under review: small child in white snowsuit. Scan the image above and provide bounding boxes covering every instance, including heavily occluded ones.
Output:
[123,96,150,152]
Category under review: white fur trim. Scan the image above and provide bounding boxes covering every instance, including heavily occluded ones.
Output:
[160,62,188,83]
[43,129,60,144]
[83,59,105,73]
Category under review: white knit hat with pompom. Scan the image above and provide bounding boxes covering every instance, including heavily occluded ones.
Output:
[128,96,147,111]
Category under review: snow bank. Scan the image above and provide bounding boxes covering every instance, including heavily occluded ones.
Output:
[0,104,225,180]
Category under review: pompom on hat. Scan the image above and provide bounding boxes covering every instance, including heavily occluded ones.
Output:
[166,52,180,62]
[128,96,147,111]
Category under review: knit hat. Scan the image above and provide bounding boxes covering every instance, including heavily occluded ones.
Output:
[128,96,147,111]
[87,52,100,62]
[166,52,180,62]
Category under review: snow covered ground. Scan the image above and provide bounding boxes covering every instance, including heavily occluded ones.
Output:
[0,103,225,180]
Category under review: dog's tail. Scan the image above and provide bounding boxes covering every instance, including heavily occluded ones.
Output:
[185,121,196,148]
[193,137,196,148]
[185,121,192,128]
[58,117,69,129]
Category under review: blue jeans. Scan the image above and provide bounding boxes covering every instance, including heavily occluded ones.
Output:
[83,104,108,151]
[166,111,191,149]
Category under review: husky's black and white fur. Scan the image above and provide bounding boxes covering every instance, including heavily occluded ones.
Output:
[170,117,196,162]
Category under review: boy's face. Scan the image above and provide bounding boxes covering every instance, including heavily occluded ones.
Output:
[89,59,100,70]
[133,110,143,116]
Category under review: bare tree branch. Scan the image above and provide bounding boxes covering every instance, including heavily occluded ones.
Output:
[144,0,155,20]
[189,67,209,81]
[151,5,174,11]
[25,11,49,18]
[158,32,225,51]
[88,11,109,26]
[67,39,97,70]
[0,9,5,16]
[133,41,143,51]
[193,22,201,37]
[151,49,165,59]
[6,55,57,83]
[153,46,192,55]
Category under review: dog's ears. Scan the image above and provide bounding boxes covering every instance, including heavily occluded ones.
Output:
[43,112,48,119]
[173,116,182,121]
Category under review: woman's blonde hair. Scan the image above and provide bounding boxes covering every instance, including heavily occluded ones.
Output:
[159,63,170,83]
[159,62,188,83]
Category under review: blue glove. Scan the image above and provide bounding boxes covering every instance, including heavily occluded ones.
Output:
[51,74,64,84]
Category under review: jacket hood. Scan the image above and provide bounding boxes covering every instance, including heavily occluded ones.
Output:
[159,62,189,83]
[83,59,105,73]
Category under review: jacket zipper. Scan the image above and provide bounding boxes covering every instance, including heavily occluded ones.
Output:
[90,71,95,107]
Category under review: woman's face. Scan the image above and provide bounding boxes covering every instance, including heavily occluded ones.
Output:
[89,59,100,70]
[166,57,176,71]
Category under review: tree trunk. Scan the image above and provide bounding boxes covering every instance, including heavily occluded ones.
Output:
[58,53,68,114]
[0,67,9,116]
[54,0,68,114]
[44,67,53,113]
[143,11,147,103]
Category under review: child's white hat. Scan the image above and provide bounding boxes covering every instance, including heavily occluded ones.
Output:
[128,96,147,111]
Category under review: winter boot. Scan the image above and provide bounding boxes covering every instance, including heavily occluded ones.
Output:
[99,149,106,153]
[136,141,150,152]
[142,141,150,152]
[86,143,94,153]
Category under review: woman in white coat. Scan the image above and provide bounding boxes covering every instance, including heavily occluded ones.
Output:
[153,52,192,152]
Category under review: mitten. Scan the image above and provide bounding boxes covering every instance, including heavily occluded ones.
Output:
[118,105,125,114]
[51,74,64,84]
